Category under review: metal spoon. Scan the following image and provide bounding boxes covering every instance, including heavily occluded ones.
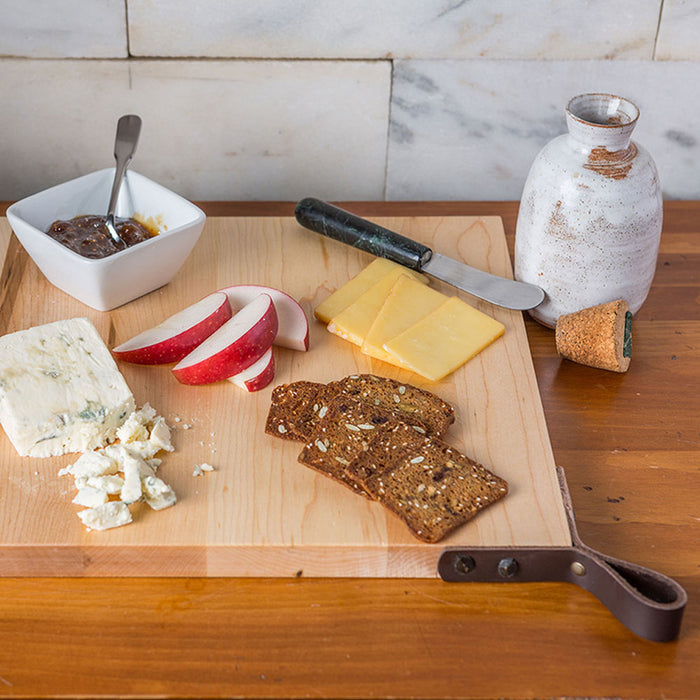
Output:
[105,114,142,249]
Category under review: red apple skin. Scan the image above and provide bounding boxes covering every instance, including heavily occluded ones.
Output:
[228,347,275,392]
[219,284,309,351]
[172,294,278,385]
[113,292,232,365]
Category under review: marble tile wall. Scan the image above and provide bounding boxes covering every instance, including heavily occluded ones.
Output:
[126,0,661,60]
[0,0,699,201]
[0,59,390,201]
[0,0,126,57]
[387,59,700,200]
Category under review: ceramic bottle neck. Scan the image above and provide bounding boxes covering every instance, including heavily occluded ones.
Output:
[565,93,639,152]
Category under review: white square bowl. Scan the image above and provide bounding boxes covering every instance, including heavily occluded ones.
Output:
[6,169,206,311]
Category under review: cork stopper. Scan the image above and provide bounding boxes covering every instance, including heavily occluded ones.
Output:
[555,300,632,372]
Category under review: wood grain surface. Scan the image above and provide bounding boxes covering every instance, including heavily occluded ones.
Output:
[0,200,697,699]
[0,214,569,576]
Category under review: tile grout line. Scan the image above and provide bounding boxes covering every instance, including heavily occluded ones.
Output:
[383,59,395,201]
[652,0,665,60]
[124,0,131,57]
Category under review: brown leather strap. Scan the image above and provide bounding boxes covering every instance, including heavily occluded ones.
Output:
[438,468,687,642]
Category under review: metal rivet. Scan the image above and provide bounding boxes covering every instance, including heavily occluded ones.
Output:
[454,554,476,575]
[497,557,519,578]
[571,561,587,577]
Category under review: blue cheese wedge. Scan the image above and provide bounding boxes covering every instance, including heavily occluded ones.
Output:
[0,318,135,457]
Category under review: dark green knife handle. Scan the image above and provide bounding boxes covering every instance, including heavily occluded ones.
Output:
[295,197,431,270]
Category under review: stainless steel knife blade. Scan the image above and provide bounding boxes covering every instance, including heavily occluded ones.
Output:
[422,252,545,310]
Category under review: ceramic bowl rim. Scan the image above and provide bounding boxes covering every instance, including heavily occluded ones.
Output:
[6,168,206,268]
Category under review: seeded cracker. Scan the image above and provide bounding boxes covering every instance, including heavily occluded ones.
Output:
[266,375,455,446]
[350,422,508,543]
[334,374,454,437]
[264,381,327,441]
[288,380,345,440]
[298,396,427,496]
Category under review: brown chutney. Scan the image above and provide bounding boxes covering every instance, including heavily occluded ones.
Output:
[46,215,158,259]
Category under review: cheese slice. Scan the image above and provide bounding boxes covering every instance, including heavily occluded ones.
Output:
[362,275,447,364]
[315,258,424,324]
[327,270,428,347]
[383,297,505,381]
[0,317,135,457]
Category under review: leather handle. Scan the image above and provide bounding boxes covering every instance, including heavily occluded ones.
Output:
[438,546,686,642]
[438,468,687,642]
[572,545,686,642]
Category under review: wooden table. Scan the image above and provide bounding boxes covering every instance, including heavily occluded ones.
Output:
[0,201,697,698]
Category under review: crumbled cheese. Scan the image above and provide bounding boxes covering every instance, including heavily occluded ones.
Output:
[114,439,159,460]
[72,486,109,508]
[138,402,157,423]
[193,462,215,476]
[116,412,150,444]
[78,502,132,531]
[145,457,162,471]
[149,416,173,452]
[142,475,177,511]
[120,452,144,505]
[59,404,179,531]
[85,474,124,495]
[62,450,118,479]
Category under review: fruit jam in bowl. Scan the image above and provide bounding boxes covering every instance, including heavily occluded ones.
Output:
[6,168,205,311]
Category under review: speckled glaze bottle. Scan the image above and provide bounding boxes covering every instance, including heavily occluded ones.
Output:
[514,93,662,328]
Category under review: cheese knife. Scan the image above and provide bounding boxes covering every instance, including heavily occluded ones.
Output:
[294,198,544,311]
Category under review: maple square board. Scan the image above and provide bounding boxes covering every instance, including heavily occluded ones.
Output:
[0,215,570,577]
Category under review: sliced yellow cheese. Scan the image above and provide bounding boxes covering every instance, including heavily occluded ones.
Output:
[383,296,505,381]
[327,270,428,347]
[361,275,447,364]
[314,258,424,324]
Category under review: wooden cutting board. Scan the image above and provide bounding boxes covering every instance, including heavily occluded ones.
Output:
[0,215,570,577]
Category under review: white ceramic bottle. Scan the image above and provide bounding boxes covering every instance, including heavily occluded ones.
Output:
[514,93,662,328]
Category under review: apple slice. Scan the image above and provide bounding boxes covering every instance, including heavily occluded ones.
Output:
[172,293,278,385]
[227,346,275,392]
[112,292,232,365]
[220,284,309,351]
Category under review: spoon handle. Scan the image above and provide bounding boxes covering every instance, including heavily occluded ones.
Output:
[107,114,142,219]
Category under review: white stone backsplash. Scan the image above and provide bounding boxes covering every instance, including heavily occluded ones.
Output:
[0,0,126,58]
[0,1,699,201]
[387,59,700,201]
[0,59,390,201]
[656,0,700,60]
[126,0,660,60]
